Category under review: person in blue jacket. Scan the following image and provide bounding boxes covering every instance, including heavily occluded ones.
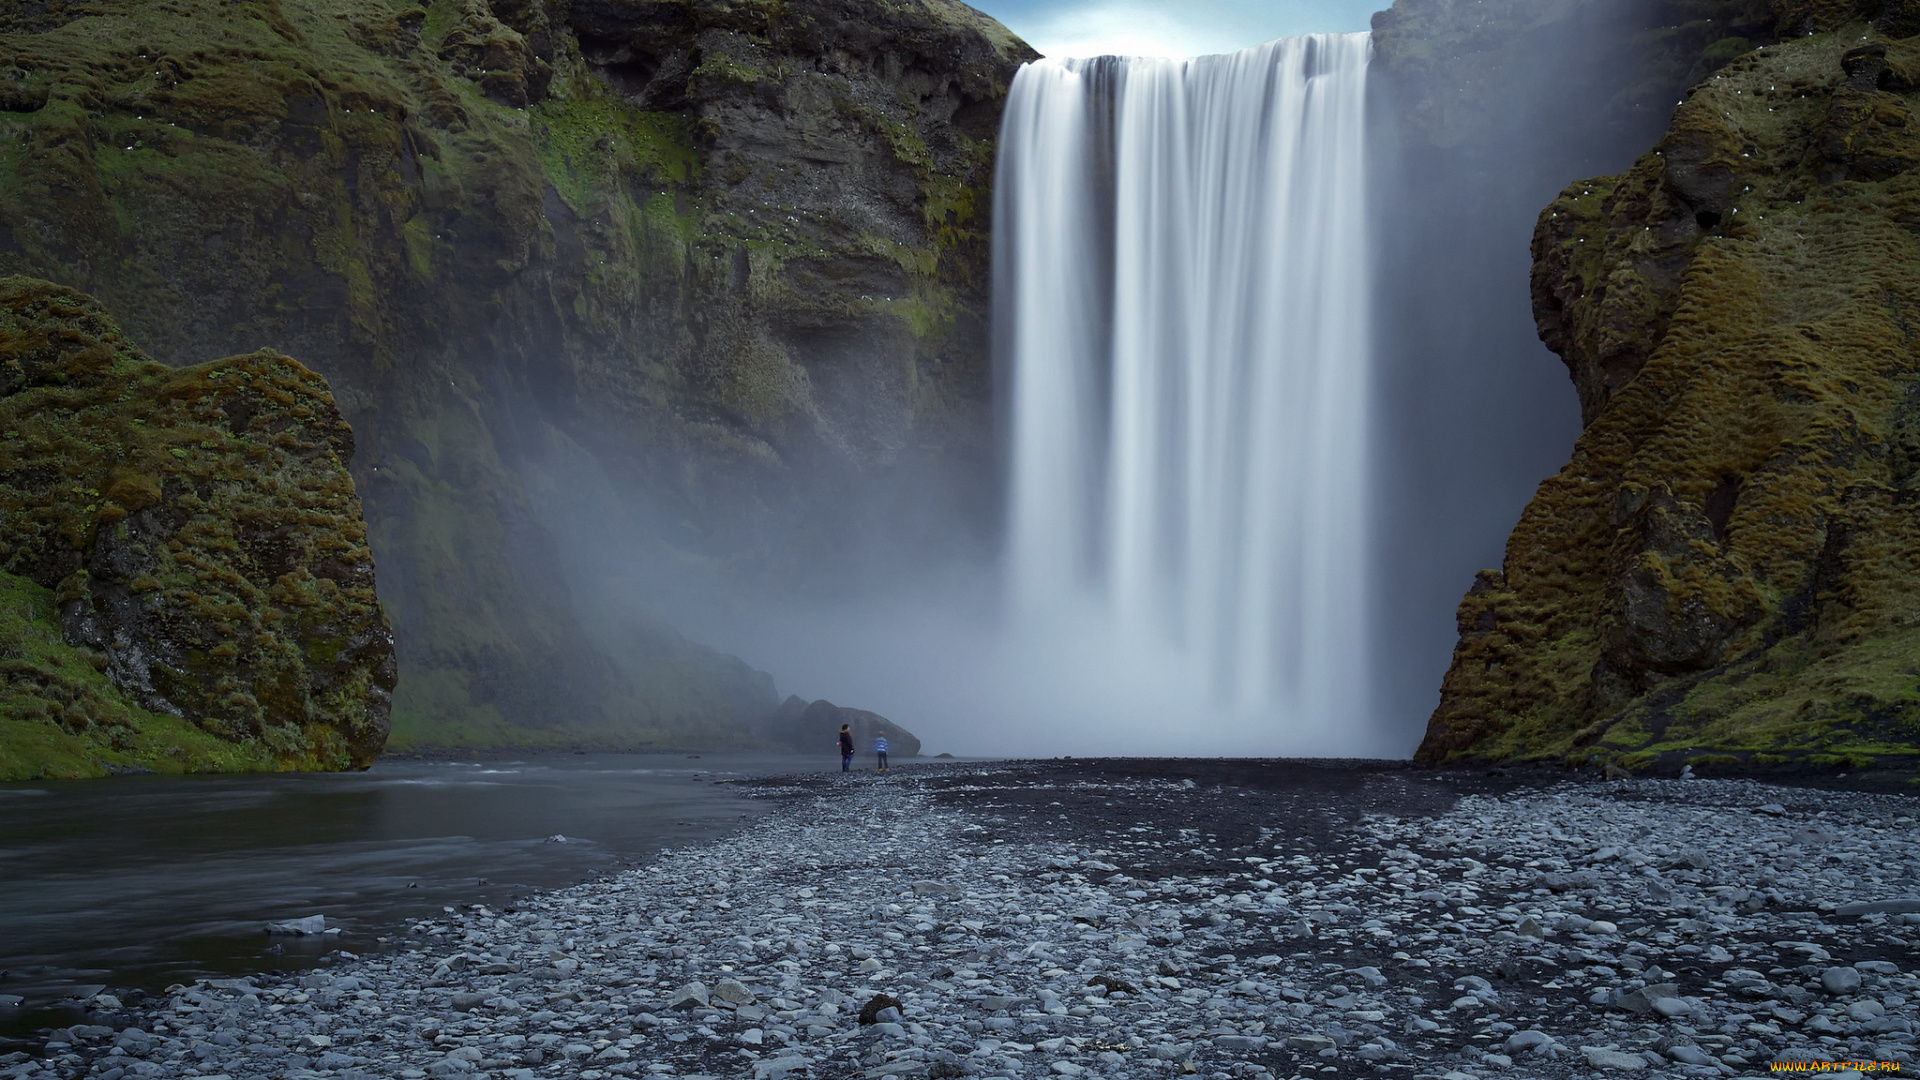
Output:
[875,734,890,772]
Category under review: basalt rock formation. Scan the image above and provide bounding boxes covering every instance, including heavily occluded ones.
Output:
[0,276,394,778]
[0,0,1029,748]
[1421,0,1920,774]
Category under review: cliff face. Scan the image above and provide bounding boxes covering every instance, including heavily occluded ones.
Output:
[1421,0,1920,773]
[1366,0,1788,743]
[0,0,1031,745]
[0,276,394,778]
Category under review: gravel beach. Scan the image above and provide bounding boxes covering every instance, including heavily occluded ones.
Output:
[8,760,1918,1080]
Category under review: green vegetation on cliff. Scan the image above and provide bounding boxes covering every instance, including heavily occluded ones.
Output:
[1421,0,1920,775]
[0,570,282,779]
[0,0,1028,751]
[0,276,393,778]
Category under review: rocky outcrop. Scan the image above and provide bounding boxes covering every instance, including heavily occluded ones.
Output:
[764,693,921,757]
[0,0,1031,748]
[0,277,394,776]
[1421,0,1920,774]
[1366,0,1794,738]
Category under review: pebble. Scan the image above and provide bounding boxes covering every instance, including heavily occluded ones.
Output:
[15,765,1920,1080]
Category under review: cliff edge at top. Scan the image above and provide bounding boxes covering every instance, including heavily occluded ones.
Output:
[0,276,395,779]
[1421,0,1920,776]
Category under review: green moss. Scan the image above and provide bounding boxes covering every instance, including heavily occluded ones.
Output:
[692,52,767,88]
[0,569,283,780]
[642,191,700,249]
[1807,751,1878,770]
[531,95,699,212]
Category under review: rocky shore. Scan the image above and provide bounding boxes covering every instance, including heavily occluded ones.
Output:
[7,760,1918,1079]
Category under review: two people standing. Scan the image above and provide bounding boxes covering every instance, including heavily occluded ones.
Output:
[836,723,891,772]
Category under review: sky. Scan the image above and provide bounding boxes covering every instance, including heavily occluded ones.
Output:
[970,0,1384,59]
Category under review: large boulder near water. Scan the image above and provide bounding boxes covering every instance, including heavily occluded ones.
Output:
[765,694,920,757]
[1420,0,1920,776]
[0,277,395,778]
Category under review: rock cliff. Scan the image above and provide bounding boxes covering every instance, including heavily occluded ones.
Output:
[1366,0,1790,741]
[0,0,1030,747]
[1420,0,1920,774]
[0,276,394,778]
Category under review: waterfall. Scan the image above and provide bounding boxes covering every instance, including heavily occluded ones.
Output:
[995,34,1375,751]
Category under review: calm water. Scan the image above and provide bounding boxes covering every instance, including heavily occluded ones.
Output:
[0,752,832,1047]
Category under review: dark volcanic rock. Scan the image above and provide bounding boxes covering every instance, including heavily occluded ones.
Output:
[857,992,903,1024]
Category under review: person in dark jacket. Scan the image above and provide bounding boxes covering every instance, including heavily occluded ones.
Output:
[838,724,854,772]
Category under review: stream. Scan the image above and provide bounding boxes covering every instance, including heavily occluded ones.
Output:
[0,752,832,1048]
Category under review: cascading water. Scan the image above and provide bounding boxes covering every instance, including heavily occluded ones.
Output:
[995,34,1376,753]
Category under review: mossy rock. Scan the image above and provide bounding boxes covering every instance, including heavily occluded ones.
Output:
[0,276,394,772]
[1419,3,1920,778]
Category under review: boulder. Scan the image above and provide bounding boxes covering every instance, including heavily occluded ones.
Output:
[0,279,394,777]
[1820,966,1862,996]
[667,982,709,1011]
[1613,984,1679,1014]
[766,696,921,757]
[858,993,903,1025]
[265,915,327,936]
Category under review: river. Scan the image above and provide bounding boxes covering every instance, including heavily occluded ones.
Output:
[0,752,838,1050]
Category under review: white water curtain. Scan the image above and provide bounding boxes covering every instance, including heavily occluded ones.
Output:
[996,34,1374,750]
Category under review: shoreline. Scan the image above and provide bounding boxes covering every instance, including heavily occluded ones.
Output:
[0,754,801,1051]
[5,759,1917,1079]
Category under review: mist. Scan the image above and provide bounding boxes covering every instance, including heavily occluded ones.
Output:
[503,0,1737,760]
